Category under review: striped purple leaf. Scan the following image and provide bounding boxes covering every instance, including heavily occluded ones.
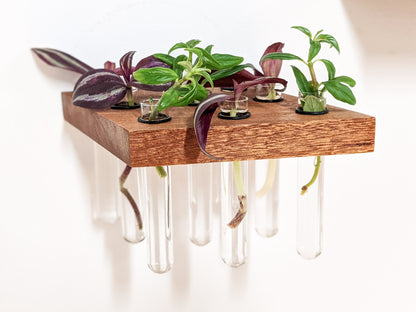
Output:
[31,48,93,74]
[120,51,135,84]
[193,93,232,159]
[73,69,127,109]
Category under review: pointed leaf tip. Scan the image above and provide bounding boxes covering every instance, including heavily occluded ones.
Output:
[261,42,284,77]
[120,51,136,84]
[31,48,93,74]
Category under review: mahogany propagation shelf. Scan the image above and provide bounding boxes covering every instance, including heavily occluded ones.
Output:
[62,88,375,167]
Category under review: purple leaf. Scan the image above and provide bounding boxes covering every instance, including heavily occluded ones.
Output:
[260,42,284,77]
[134,55,174,91]
[104,61,116,71]
[193,93,232,159]
[135,55,171,71]
[120,51,135,84]
[73,69,127,109]
[104,61,123,75]
[31,48,93,74]
[233,77,288,101]
[211,69,261,88]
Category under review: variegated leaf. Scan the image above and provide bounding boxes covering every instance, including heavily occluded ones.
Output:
[120,51,135,83]
[73,69,127,109]
[31,48,93,74]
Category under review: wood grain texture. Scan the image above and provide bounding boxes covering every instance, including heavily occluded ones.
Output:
[62,89,375,167]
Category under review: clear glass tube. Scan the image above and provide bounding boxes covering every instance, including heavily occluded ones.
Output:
[144,166,173,273]
[187,163,213,246]
[220,161,248,267]
[296,156,325,259]
[92,142,119,223]
[120,167,145,243]
[212,162,222,212]
[254,159,280,237]
[116,160,127,218]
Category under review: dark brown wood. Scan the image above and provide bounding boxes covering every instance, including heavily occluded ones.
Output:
[62,89,375,167]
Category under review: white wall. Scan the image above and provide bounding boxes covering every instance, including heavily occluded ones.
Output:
[1,0,416,311]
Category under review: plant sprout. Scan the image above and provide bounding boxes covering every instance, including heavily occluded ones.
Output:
[262,26,357,194]
[133,39,250,117]
[262,26,356,112]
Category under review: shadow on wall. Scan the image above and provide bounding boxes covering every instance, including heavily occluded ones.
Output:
[61,122,135,302]
[341,0,416,57]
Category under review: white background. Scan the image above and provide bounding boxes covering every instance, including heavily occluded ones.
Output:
[1,0,416,311]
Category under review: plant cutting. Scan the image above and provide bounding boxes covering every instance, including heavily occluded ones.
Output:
[262,26,357,194]
[254,42,287,102]
[133,39,251,121]
[193,76,286,228]
[261,26,356,114]
[31,48,172,231]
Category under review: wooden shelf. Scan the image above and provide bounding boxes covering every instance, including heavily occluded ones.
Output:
[62,89,375,167]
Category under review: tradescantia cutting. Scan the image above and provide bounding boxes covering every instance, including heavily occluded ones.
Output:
[31,48,174,229]
[192,42,288,228]
[261,26,356,111]
[133,39,253,114]
[262,26,357,194]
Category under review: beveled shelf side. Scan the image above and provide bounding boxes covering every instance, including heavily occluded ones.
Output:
[62,89,375,167]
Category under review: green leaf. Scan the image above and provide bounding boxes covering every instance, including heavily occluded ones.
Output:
[210,64,252,81]
[292,26,312,38]
[177,60,193,72]
[302,95,326,112]
[153,53,175,66]
[212,54,244,68]
[168,42,188,55]
[133,67,178,85]
[314,29,324,38]
[323,80,356,104]
[173,55,187,79]
[186,47,222,69]
[316,34,340,53]
[195,84,209,101]
[176,82,198,106]
[291,65,313,93]
[158,88,180,111]
[318,59,336,80]
[186,39,201,48]
[261,52,305,63]
[205,44,214,54]
[331,75,356,87]
[196,70,214,89]
[177,87,189,97]
[308,40,321,62]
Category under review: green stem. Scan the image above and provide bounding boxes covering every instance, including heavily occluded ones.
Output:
[228,161,247,228]
[268,83,277,100]
[155,166,167,178]
[148,98,159,121]
[119,165,143,230]
[126,87,134,107]
[308,63,319,90]
[301,156,321,195]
